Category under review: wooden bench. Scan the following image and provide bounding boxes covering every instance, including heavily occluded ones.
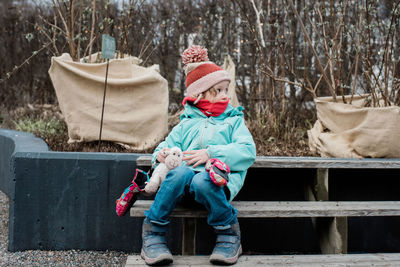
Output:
[127,156,400,265]
[126,253,400,266]
[131,200,400,218]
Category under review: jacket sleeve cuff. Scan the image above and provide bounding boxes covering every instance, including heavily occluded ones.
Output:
[206,148,211,158]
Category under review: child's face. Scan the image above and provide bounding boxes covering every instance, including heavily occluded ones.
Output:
[203,80,230,103]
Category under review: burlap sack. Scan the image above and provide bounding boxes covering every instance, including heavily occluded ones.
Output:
[223,55,240,108]
[308,95,400,158]
[49,53,168,150]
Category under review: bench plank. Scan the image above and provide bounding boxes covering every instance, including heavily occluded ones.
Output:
[130,200,400,218]
[136,155,400,169]
[125,253,400,266]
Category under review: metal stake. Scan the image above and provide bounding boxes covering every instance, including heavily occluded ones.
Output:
[98,58,109,152]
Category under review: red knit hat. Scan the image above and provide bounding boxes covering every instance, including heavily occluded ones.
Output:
[182,45,231,97]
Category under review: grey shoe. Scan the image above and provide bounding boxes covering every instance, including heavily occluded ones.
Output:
[141,219,173,266]
[210,220,242,265]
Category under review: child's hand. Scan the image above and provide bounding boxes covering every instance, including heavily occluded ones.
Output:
[183,149,210,168]
[156,147,170,163]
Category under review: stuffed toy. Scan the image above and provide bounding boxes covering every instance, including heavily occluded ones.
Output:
[144,146,183,194]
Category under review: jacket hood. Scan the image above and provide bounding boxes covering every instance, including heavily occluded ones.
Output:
[180,103,244,120]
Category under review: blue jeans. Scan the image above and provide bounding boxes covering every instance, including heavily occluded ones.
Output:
[144,166,238,227]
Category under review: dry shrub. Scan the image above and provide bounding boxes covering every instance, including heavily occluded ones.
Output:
[0,104,160,153]
[1,104,317,156]
[246,108,317,157]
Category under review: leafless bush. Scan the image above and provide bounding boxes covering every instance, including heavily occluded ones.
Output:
[1,0,399,116]
[236,0,400,110]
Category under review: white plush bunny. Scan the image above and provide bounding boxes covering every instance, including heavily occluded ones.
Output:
[144,147,183,195]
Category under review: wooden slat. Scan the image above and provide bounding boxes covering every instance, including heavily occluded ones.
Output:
[136,156,152,167]
[181,218,196,255]
[130,200,400,218]
[125,253,400,266]
[253,157,400,169]
[136,155,400,169]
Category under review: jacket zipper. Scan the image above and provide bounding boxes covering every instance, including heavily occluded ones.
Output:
[199,118,208,149]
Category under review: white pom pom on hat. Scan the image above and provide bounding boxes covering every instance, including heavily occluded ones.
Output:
[182,45,231,97]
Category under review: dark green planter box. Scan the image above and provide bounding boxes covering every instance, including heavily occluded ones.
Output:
[0,129,180,253]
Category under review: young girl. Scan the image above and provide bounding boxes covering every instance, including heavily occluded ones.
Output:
[141,45,256,265]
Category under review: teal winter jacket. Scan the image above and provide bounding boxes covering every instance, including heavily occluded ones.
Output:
[152,103,256,201]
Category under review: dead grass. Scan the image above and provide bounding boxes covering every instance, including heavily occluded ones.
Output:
[245,108,317,157]
[0,104,317,156]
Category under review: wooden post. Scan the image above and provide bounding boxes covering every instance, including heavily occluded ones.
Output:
[315,168,329,201]
[181,218,196,255]
[305,168,348,254]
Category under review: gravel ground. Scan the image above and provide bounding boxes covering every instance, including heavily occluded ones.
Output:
[0,190,129,267]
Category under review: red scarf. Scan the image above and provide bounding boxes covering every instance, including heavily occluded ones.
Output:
[182,97,229,117]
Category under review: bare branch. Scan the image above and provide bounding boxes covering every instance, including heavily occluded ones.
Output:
[366,60,388,106]
[77,0,83,60]
[260,68,316,97]
[0,43,52,84]
[350,9,363,104]
[37,16,60,55]
[287,0,337,100]
[88,0,96,62]
[316,5,335,92]
[52,0,69,38]
[249,0,266,48]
